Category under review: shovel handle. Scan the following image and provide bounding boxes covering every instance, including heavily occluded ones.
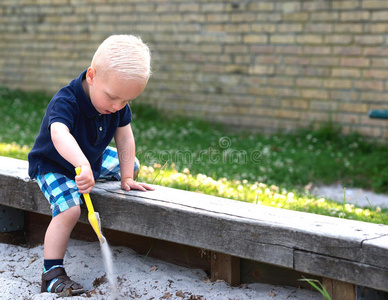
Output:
[75,167,95,213]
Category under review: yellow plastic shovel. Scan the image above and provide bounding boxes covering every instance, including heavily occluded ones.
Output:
[75,167,105,244]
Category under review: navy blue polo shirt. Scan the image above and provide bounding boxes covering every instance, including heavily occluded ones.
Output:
[28,70,132,180]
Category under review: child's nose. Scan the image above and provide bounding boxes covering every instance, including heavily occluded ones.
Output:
[112,103,120,111]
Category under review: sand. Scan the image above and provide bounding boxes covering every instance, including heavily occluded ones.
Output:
[0,239,320,300]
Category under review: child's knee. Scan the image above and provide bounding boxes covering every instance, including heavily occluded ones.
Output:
[62,205,81,223]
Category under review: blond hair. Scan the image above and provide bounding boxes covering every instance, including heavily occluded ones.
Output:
[91,34,151,83]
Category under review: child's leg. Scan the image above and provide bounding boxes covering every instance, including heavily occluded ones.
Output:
[43,205,80,259]
[36,173,84,294]
[37,172,83,259]
[99,146,140,180]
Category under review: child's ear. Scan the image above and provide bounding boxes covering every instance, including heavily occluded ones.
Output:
[86,67,96,85]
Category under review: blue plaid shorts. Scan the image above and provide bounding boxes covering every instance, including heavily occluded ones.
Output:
[36,146,140,217]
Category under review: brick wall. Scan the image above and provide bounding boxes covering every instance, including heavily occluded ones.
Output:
[1,0,388,139]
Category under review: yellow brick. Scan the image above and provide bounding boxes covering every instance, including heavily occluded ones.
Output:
[339,103,368,113]
[225,65,247,74]
[297,35,323,44]
[156,4,177,13]
[183,14,206,23]
[161,14,182,22]
[252,24,277,33]
[354,80,383,91]
[134,4,155,13]
[310,101,338,111]
[341,57,370,67]
[304,46,331,55]
[368,13,388,27]
[281,99,309,109]
[282,12,309,22]
[270,35,295,44]
[231,13,256,22]
[332,1,360,9]
[225,23,250,33]
[366,23,388,33]
[324,79,352,89]
[202,3,225,12]
[364,70,388,79]
[325,35,352,44]
[278,2,301,13]
[248,3,275,11]
[333,46,361,55]
[268,77,294,86]
[278,23,303,33]
[305,23,333,33]
[206,14,229,22]
[201,44,223,53]
[243,34,267,44]
[360,92,388,102]
[334,23,363,33]
[275,109,301,119]
[363,0,388,9]
[332,68,361,78]
[311,12,339,21]
[178,3,199,12]
[354,35,384,45]
[301,89,329,99]
[248,65,274,75]
[296,78,323,87]
[341,11,369,21]
[224,44,249,53]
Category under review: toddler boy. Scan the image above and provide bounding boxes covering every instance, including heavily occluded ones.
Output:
[28,34,154,295]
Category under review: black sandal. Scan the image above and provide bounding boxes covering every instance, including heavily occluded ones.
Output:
[41,267,85,295]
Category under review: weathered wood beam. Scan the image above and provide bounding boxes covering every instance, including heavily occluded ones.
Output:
[1,157,388,292]
[322,278,356,300]
[211,252,240,285]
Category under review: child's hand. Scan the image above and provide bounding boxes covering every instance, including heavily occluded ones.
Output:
[121,177,155,192]
[75,165,95,194]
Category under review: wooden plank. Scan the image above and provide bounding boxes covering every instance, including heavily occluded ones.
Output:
[322,278,356,300]
[90,184,295,268]
[0,176,52,216]
[1,156,388,292]
[240,259,321,290]
[211,252,240,285]
[93,182,388,268]
[23,211,212,272]
[361,235,388,268]
[294,250,388,292]
[0,162,295,267]
[0,158,387,270]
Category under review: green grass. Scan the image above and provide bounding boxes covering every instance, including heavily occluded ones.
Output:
[131,102,388,194]
[0,87,50,147]
[1,86,388,225]
[137,165,386,224]
[299,278,331,300]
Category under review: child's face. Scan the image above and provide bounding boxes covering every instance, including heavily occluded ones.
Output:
[85,67,146,115]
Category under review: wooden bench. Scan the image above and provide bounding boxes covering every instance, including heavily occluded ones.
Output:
[1,156,388,299]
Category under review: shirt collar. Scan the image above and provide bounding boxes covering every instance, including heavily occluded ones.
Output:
[74,69,100,118]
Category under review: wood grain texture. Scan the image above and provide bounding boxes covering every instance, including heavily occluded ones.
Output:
[294,250,388,292]
[322,278,356,300]
[1,156,388,292]
[211,252,240,285]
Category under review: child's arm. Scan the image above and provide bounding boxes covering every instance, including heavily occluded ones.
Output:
[50,122,94,194]
[114,123,154,192]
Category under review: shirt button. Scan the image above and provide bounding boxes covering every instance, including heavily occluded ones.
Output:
[99,127,103,131]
